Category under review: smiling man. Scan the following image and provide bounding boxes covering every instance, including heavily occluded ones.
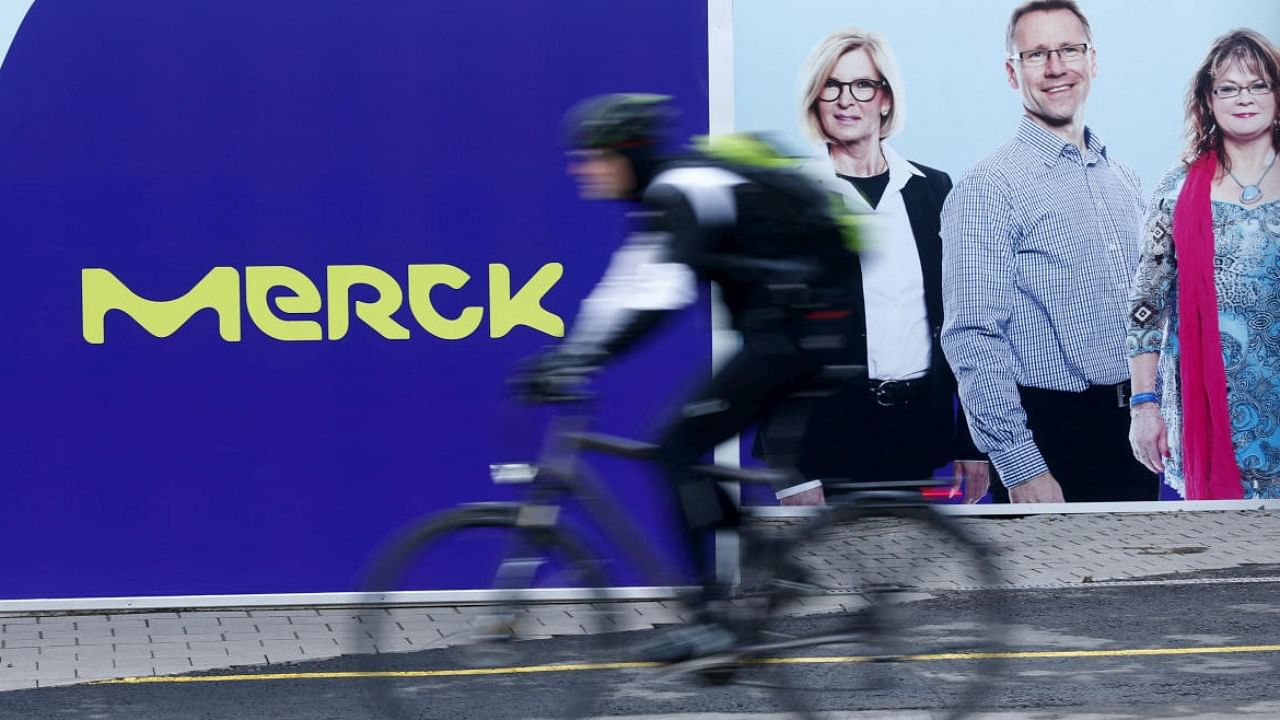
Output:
[939,0,1158,503]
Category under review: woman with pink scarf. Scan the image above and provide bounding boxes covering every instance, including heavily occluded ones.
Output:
[1126,29,1280,500]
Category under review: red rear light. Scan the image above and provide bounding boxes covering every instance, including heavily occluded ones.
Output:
[921,485,960,502]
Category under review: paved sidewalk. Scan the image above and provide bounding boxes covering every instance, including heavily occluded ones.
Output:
[2,510,1278,691]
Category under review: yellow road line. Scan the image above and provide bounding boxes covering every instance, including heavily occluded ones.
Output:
[96,661,662,685]
[92,643,1280,686]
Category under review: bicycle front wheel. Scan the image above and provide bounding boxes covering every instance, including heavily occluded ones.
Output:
[354,506,614,720]
[741,503,1007,720]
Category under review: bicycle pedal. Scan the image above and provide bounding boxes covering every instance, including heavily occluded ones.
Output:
[656,652,743,679]
[697,666,739,686]
[770,577,822,594]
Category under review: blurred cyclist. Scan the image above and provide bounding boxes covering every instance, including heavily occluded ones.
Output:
[517,94,862,660]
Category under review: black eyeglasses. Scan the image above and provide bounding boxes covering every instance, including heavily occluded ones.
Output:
[1212,81,1273,99]
[1008,43,1090,67]
[818,78,887,103]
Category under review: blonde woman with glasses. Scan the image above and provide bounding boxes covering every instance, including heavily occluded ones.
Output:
[759,27,987,504]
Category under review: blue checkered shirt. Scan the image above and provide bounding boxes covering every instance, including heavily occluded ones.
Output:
[940,117,1144,487]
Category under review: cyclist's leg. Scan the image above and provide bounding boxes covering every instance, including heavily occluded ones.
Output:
[654,343,824,592]
[753,313,866,494]
[641,346,823,661]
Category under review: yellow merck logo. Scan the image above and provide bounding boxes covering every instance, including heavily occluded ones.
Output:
[82,263,565,343]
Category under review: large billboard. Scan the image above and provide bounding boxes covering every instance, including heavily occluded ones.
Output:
[3,0,1278,607]
[0,0,710,603]
[729,0,1280,510]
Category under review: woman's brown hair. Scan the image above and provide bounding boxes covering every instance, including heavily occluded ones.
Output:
[1185,29,1280,170]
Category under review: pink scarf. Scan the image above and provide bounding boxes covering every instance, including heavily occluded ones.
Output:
[1172,154,1242,499]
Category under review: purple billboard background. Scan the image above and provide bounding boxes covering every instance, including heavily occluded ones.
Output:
[0,0,709,599]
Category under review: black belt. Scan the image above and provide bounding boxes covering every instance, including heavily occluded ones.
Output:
[1018,380,1133,409]
[869,376,930,407]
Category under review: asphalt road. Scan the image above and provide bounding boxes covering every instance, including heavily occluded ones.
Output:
[3,573,1278,720]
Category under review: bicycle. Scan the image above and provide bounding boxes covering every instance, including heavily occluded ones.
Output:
[353,398,1007,720]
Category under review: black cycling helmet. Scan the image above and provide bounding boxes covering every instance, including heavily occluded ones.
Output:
[562,93,674,151]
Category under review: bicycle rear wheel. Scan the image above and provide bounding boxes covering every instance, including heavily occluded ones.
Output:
[354,506,614,720]
[740,504,1007,720]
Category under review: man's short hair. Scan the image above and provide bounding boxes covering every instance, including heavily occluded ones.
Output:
[1006,0,1093,55]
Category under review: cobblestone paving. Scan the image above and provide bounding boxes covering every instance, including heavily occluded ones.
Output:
[2,510,1275,690]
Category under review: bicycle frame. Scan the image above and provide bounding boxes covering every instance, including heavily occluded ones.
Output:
[480,405,957,600]
[485,411,692,592]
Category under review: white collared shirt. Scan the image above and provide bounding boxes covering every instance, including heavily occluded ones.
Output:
[805,143,932,381]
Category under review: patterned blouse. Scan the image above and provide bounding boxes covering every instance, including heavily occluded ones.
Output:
[1126,164,1280,499]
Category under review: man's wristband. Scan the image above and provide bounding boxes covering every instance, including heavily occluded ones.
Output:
[1129,391,1159,408]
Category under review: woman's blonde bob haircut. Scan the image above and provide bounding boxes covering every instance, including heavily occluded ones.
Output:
[799,27,906,145]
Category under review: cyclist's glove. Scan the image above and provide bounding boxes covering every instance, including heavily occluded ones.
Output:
[510,346,604,403]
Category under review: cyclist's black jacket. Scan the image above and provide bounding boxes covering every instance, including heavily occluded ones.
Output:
[565,154,862,359]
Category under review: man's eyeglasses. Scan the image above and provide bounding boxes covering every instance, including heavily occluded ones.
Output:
[1212,81,1274,99]
[818,78,887,103]
[1008,43,1090,67]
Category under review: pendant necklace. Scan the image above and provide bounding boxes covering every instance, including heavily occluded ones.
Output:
[1228,151,1276,204]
